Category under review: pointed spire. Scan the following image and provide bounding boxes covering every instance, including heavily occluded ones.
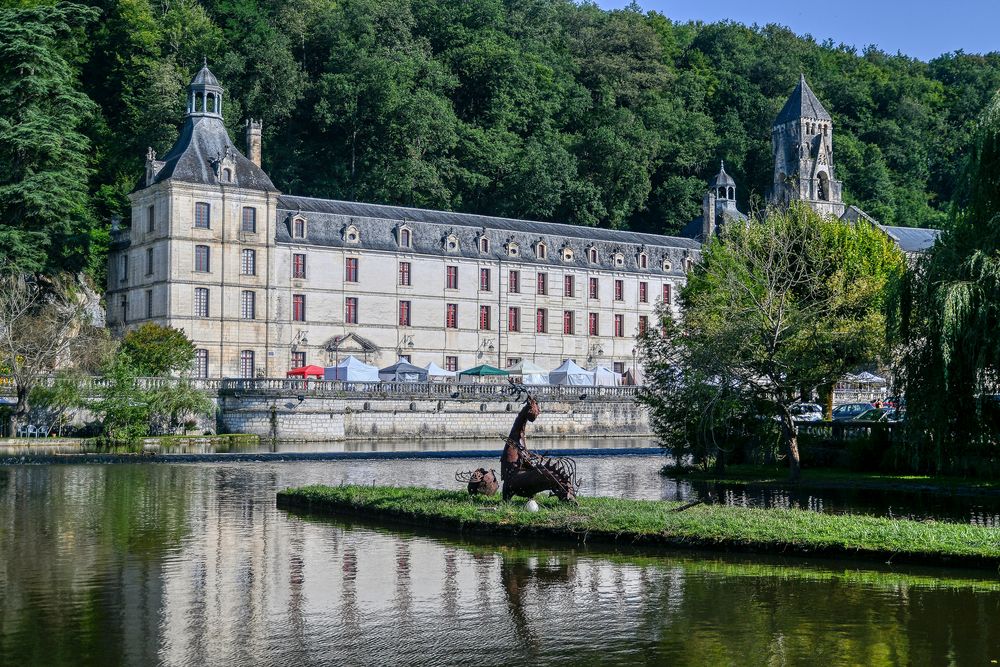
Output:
[774,73,831,125]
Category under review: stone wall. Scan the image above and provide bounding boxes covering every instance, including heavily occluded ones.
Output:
[219,394,648,442]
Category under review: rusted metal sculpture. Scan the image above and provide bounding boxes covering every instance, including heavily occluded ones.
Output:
[500,384,580,502]
[455,468,499,495]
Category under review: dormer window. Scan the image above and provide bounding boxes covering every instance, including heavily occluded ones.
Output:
[507,242,519,257]
[345,224,360,244]
[536,242,547,260]
[613,253,624,268]
[684,257,694,272]
[399,227,412,248]
[588,247,598,263]
[638,253,648,269]
[562,247,574,262]
[292,216,306,239]
[479,236,490,254]
[444,234,459,252]
[222,168,232,182]
[662,258,672,272]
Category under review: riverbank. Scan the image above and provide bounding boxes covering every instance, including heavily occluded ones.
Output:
[0,433,258,458]
[665,464,1000,496]
[276,485,1000,568]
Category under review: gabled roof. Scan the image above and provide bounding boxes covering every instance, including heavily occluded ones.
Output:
[878,225,941,253]
[775,74,832,125]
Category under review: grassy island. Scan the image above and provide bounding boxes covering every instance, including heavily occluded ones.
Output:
[276,485,1000,569]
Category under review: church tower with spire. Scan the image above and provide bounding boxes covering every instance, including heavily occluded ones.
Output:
[769,74,845,218]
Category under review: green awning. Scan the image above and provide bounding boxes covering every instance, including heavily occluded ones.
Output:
[458,364,510,377]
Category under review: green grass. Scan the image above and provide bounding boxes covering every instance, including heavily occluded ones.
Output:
[665,464,1000,494]
[276,485,1000,568]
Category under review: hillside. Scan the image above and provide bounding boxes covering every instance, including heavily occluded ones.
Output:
[3,0,1000,279]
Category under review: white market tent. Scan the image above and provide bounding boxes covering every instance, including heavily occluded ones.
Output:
[548,359,595,386]
[324,355,380,382]
[425,362,456,380]
[590,365,622,386]
[508,360,549,385]
[854,371,886,384]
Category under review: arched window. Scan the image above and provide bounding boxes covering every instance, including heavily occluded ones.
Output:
[817,172,830,201]
[222,168,232,182]
[588,247,598,263]
[536,242,547,259]
[292,217,306,239]
[479,236,490,253]
[399,228,411,248]
[638,253,648,269]
[728,187,734,199]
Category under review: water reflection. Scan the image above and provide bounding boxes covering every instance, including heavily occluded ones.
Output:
[0,463,999,665]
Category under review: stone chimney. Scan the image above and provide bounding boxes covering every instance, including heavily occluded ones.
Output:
[245,118,262,168]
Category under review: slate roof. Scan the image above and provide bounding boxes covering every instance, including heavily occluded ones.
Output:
[148,116,276,191]
[276,194,699,276]
[775,74,832,125]
[878,225,941,253]
[708,162,736,189]
[191,64,220,88]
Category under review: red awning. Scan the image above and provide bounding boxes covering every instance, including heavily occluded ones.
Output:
[286,365,325,379]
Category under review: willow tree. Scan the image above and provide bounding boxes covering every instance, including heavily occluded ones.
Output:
[641,204,903,479]
[891,89,1000,474]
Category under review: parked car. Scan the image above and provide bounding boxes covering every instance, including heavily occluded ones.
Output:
[851,408,903,422]
[790,402,823,422]
[831,402,875,421]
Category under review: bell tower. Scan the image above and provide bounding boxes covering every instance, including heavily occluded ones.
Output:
[187,59,224,119]
[769,74,845,218]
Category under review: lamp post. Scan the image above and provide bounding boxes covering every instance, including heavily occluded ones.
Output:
[631,347,637,382]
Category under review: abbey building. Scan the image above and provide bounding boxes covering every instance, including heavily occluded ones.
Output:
[106,67,939,378]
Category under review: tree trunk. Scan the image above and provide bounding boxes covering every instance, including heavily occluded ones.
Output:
[820,383,834,420]
[778,404,801,481]
[10,386,29,437]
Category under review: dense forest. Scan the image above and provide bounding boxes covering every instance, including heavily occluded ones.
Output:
[4,0,1000,279]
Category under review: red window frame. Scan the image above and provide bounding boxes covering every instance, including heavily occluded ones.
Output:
[292,253,306,279]
[480,268,491,291]
[589,277,598,299]
[662,283,672,304]
[399,261,411,286]
[589,312,599,336]
[446,265,458,289]
[563,310,574,335]
[508,270,519,293]
[639,281,648,303]
[344,296,357,324]
[508,307,520,332]
[293,294,306,322]
[446,303,458,329]
[291,351,306,368]
[537,272,547,295]
[345,257,359,283]
[614,313,624,337]
[399,300,411,326]
[194,202,210,229]
[564,275,574,297]
[536,308,547,333]
[194,245,210,272]
[445,356,458,372]
[479,305,491,330]
[639,315,649,335]
[614,279,624,301]
[242,206,256,233]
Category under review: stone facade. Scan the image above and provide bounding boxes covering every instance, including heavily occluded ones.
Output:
[219,393,649,442]
[106,65,699,378]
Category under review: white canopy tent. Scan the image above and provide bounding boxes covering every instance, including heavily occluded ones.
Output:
[508,360,548,385]
[548,359,595,386]
[324,355,380,382]
[425,362,457,380]
[590,365,622,386]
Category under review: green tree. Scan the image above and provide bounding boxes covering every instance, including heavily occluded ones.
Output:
[891,88,1000,474]
[641,205,903,479]
[0,3,100,274]
[120,323,196,377]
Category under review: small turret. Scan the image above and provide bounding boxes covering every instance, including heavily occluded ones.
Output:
[187,59,224,119]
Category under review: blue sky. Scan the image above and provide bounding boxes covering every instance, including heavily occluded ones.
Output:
[595,0,1000,62]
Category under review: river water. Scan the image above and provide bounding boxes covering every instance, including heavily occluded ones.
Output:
[2,450,1000,665]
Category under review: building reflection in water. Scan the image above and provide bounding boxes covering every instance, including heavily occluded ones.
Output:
[2,464,1000,665]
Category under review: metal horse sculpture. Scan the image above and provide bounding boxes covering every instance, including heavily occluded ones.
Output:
[500,382,580,502]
